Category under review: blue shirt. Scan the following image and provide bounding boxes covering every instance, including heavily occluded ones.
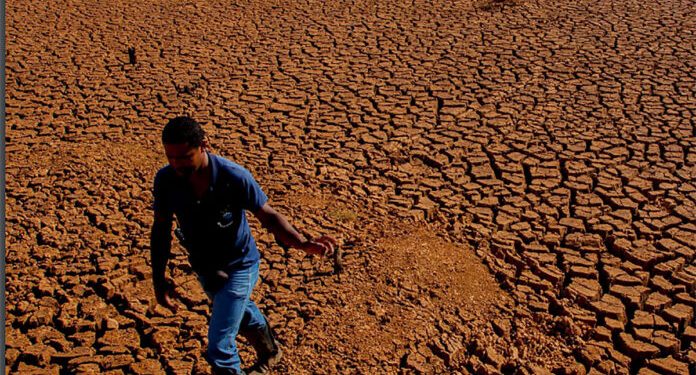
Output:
[153,153,268,273]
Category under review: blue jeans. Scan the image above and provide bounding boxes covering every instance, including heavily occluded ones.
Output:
[202,261,268,372]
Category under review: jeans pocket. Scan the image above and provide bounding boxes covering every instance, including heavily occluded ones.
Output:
[223,268,253,299]
[199,270,229,295]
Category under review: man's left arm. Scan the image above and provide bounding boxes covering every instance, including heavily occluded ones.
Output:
[236,167,336,255]
[253,203,337,256]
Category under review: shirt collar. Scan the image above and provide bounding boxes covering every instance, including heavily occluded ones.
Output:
[208,152,219,189]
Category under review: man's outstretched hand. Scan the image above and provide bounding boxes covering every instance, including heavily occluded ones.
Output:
[300,235,338,257]
[154,280,178,312]
[254,204,340,259]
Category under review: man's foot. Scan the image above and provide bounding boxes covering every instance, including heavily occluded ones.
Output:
[245,341,282,375]
[241,317,283,375]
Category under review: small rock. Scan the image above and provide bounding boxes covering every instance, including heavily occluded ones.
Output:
[129,359,164,374]
[647,356,690,375]
[103,317,120,330]
[618,333,660,359]
[491,319,511,337]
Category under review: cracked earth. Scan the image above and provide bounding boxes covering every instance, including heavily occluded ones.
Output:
[5,0,695,374]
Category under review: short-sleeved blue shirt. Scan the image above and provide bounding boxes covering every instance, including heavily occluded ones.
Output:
[153,152,268,273]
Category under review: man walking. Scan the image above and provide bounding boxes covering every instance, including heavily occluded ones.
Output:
[150,116,337,375]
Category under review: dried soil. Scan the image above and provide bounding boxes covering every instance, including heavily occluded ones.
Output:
[6,0,695,374]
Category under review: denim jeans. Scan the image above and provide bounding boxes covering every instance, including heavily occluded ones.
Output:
[202,261,268,372]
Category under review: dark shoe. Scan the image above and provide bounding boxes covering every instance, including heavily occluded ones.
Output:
[241,319,283,375]
[245,342,282,375]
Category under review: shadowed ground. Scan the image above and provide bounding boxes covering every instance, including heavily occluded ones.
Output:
[5,0,695,373]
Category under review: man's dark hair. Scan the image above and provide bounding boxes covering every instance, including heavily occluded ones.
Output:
[162,116,206,147]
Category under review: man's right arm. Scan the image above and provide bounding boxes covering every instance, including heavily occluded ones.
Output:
[150,211,173,295]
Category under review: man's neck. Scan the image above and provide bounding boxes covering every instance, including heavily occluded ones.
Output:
[189,152,211,183]
[200,151,210,171]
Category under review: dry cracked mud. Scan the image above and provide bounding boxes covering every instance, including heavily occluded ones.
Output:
[5,0,695,374]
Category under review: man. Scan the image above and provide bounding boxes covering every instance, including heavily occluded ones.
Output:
[150,116,337,375]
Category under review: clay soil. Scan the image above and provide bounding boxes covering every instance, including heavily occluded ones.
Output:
[5,0,695,374]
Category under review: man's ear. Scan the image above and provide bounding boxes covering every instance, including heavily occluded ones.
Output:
[200,139,209,152]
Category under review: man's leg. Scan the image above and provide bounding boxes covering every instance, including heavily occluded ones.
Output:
[238,263,266,331]
[206,263,259,374]
[238,267,282,374]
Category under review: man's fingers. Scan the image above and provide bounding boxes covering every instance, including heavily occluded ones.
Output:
[317,235,339,247]
[311,242,329,256]
[168,300,179,313]
[157,296,172,309]
[314,236,336,248]
[305,240,331,256]
[320,237,338,254]
[301,234,339,256]
[311,239,333,256]
[156,288,178,309]
[164,293,174,305]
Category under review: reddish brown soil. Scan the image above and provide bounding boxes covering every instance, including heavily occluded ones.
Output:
[5,0,695,374]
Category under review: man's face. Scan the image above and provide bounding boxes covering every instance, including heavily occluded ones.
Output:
[164,142,206,178]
